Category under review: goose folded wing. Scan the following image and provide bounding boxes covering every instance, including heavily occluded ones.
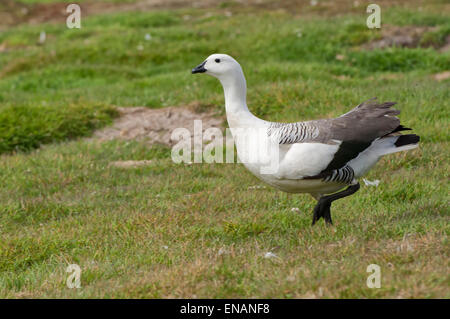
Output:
[269,98,410,177]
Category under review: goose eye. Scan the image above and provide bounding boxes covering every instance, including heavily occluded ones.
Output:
[215,58,221,63]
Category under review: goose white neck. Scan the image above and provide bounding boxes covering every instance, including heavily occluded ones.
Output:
[218,68,249,116]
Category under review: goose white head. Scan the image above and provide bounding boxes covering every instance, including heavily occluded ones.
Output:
[191,53,244,80]
[191,54,248,115]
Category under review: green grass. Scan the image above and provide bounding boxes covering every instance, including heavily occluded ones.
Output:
[0,103,117,153]
[0,0,449,298]
[17,0,137,4]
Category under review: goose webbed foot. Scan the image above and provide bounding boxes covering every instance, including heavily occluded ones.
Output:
[311,182,361,226]
[311,199,332,226]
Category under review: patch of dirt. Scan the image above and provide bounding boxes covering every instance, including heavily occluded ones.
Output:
[362,25,449,50]
[433,71,450,81]
[94,103,224,146]
[0,0,205,27]
[0,0,434,28]
[438,36,450,53]
[109,160,153,168]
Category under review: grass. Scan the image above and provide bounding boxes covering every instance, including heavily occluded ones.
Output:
[16,0,137,4]
[0,103,117,153]
[0,0,449,298]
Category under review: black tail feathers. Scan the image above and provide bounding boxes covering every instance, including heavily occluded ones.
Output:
[395,134,420,147]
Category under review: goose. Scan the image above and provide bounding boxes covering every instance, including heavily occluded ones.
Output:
[191,54,420,225]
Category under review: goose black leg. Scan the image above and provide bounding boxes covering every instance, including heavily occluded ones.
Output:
[312,182,360,226]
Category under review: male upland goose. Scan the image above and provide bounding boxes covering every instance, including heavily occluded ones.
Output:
[191,54,420,225]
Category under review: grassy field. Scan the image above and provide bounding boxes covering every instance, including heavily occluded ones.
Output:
[0,0,449,298]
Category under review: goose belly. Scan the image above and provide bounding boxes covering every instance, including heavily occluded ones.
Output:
[257,172,346,194]
[236,140,346,194]
[236,140,340,179]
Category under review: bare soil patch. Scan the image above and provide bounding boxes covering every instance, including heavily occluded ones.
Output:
[363,25,449,51]
[0,0,206,27]
[109,160,153,168]
[433,71,450,81]
[94,103,224,146]
[1,0,434,28]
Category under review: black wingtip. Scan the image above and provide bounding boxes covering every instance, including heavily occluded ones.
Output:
[395,134,420,147]
[391,124,412,134]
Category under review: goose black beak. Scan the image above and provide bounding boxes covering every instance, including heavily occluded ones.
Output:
[191,61,207,74]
